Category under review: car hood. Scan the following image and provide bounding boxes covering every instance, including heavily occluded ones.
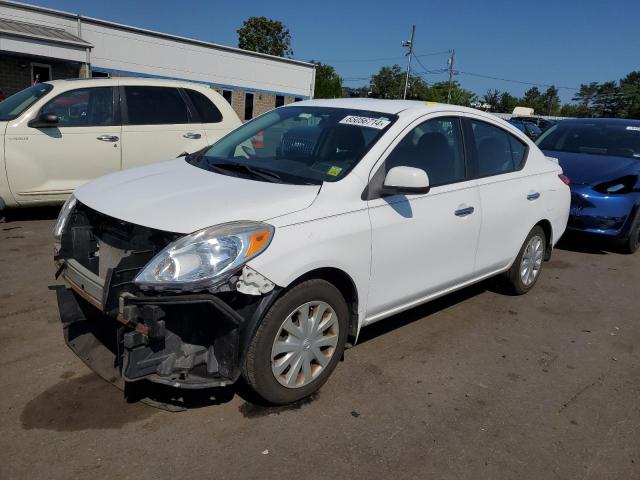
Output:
[74,159,321,233]
[542,150,639,185]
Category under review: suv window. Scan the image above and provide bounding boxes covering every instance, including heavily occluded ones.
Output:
[124,86,189,125]
[385,117,466,186]
[471,120,526,177]
[185,89,222,123]
[41,87,114,127]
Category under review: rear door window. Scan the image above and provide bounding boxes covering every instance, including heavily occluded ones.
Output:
[184,89,222,123]
[124,86,189,125]
[41,87,115,127]
[470,120,527,177]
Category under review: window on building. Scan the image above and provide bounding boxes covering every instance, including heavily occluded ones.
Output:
[222,90,233,104]
[275,95,285,108]
[124,86,189,125]
[41,87,115,127]
[470,120,526,177]
[294,97,302,102]
[385,117,466,187]
[184,89,222,123]
[91,71,110,78]
[244,92,254,120]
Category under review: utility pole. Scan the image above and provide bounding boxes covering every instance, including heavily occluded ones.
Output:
[447,49,456,104]
[402,25,415,100]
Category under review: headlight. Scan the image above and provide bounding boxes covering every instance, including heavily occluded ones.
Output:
[53,194,77,240]
[134,221,274,291]
[593,175,638,195]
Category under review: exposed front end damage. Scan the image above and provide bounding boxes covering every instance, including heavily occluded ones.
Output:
[55,201,280,391]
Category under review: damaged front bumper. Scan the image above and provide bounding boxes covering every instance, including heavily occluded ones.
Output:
[55,202,280,391]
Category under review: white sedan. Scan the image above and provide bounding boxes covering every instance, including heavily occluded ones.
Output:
[53,99,570,405]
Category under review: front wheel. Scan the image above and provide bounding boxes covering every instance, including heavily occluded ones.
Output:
[242,279,348,405]
[502,225,546,295]
[620,212,640,254]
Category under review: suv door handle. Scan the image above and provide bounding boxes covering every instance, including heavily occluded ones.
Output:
[96,135,119,142]
[454,206,475,217]
[183,132,202,139]
[527,192,541,201]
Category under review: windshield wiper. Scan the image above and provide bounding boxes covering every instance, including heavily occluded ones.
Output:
[207,161,283,183]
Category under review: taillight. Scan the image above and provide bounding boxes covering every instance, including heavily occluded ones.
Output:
[558,174,571,185]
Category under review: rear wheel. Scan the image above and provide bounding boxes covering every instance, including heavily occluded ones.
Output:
[502,225,546,295]
[242,279,348,405]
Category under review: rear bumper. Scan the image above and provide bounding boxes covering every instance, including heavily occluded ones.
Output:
[57,283,279,390]
[567,186,639,239]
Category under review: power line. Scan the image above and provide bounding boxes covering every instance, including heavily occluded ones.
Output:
[456,70,580,91]
[318,50,449,64]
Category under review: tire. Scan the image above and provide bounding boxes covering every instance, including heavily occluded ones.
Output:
[502,225,547,295]
[242,279,349,405]
[619,212,640,254]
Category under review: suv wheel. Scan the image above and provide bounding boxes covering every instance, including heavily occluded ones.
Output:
[242,279,348,405]
[502,225,546,295]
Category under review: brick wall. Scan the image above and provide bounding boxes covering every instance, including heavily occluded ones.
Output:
[253,93,275,116]
[0,54,81,96]
[231,90,245,120]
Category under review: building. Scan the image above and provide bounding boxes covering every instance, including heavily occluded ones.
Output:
[0,0,315,119]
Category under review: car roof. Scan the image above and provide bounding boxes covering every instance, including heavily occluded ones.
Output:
[42,77,212,89]
[289,98,484,116]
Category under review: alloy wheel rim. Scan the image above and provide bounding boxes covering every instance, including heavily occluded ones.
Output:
[520,235,544,287]
[271,301,339,389]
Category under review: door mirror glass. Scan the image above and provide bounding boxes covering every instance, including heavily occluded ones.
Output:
[28,112,59,128]
[382,166,430,195]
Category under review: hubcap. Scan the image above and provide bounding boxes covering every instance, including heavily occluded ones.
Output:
[271,301,339,389]
[520,235,544,287]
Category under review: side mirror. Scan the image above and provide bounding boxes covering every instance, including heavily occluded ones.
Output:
[28,113,59,128]
[381,166,430,195]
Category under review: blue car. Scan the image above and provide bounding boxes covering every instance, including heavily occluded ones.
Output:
[537,118,640,253]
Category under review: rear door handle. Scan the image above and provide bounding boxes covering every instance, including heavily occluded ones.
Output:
[96,135,119,142]
[183,132,202,139]
[454,206,475,217]
[527,192,541,201]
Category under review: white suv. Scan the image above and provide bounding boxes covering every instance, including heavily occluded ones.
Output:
[54,99,570,405]
[0,78,241,209]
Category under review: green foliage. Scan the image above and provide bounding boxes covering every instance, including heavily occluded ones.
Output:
[237,16,292,58]
[497,92,519,113]
[482,89,500,111]
[311,62,343,99]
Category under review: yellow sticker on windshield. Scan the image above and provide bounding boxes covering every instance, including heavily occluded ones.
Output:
[327,166,343,176]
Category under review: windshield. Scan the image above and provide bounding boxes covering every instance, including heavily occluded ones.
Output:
[537,121,640,159]
[0,84,53,121]
[187,106,397,184]
[526,123,542,135]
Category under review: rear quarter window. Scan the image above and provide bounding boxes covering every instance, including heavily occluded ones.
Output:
[185,89,223,123]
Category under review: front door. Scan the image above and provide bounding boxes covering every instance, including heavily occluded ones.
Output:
[366,115,481,321]
[5,86,121,204]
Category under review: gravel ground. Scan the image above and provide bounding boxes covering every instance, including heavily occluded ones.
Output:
[0,207,638,480]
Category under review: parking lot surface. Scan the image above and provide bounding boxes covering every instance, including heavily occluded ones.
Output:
[0,209,638,480]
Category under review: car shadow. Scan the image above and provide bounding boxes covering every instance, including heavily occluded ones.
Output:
[555,232,617,255]
[1,205,61,223]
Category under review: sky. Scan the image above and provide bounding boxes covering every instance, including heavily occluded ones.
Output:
[23,0,640,103]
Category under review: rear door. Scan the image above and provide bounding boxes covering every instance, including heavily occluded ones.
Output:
[463,114,539,275]
[5,86,121,204]
[182,88,232,145]
[120,85,207,169]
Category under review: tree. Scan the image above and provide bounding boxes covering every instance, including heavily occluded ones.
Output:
[619,71,640,119]
[429,81,477,106]
[482,89,500,111]
[560,104,582,117]
[311,61,343,98]
[521,87,543,113]
[497,92,519,114]
[369,65,429,99]
[572,82,599,115]
[592,81,621,117]
[540,86,561,116]
[237,16,292,57]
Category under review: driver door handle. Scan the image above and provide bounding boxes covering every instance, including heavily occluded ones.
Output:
[527,192,541,201]
[184,132,202,139]
[96,135,119,142]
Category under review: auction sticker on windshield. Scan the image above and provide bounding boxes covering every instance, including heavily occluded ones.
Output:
[339,115,391,130]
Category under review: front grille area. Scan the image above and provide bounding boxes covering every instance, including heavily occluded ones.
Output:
[58,201,182,314]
